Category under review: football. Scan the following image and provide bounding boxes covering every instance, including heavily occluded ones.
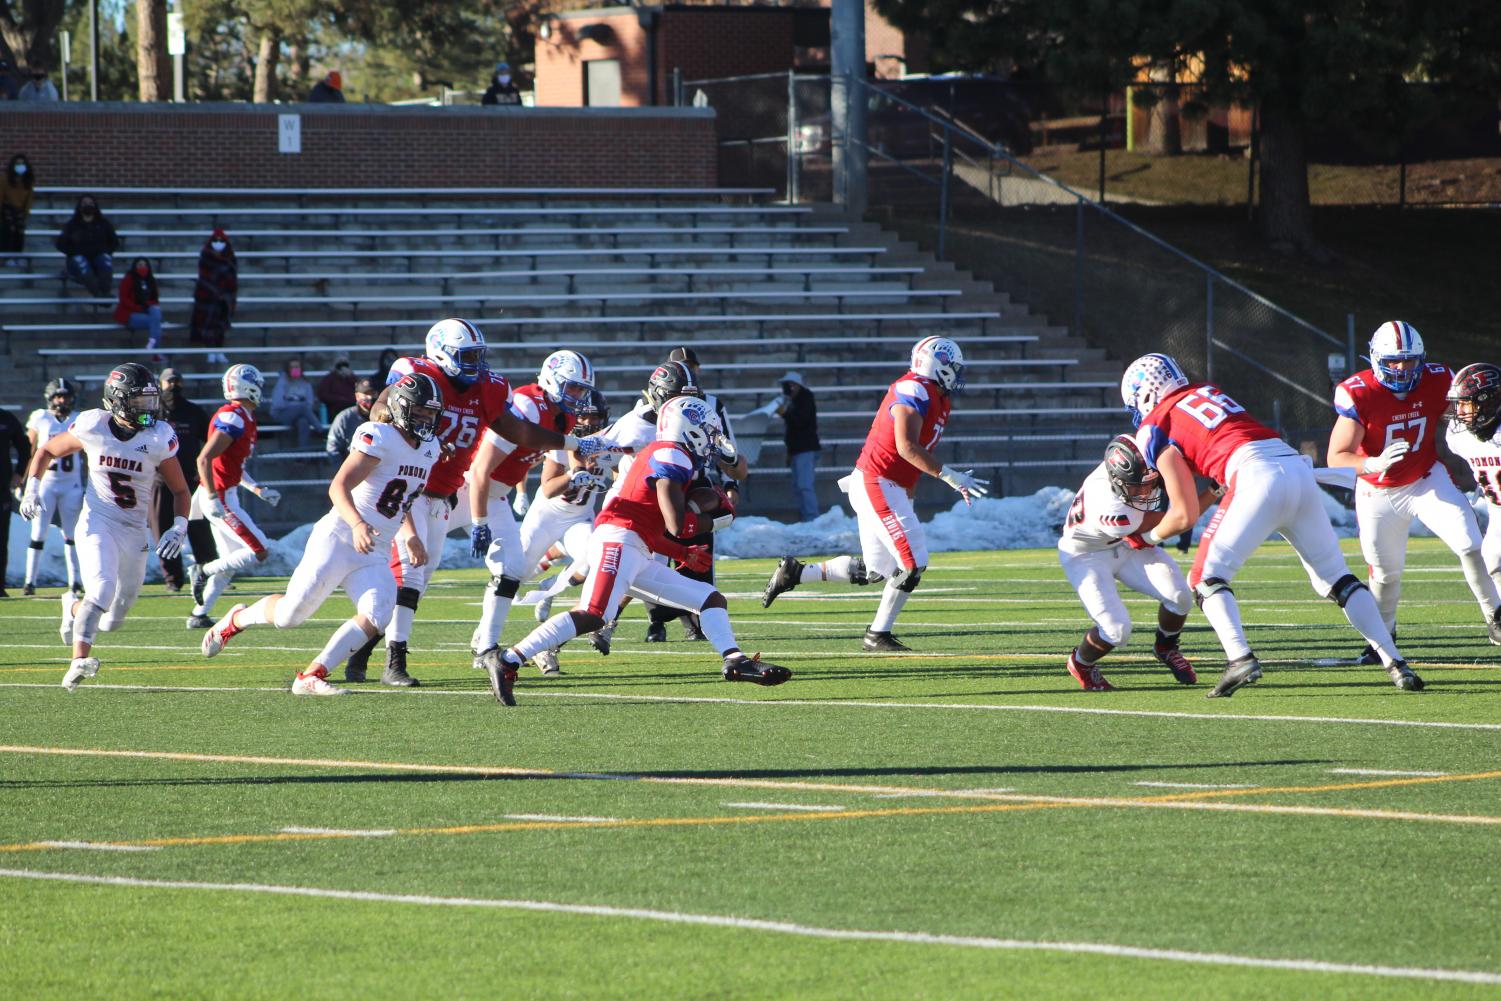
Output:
[686,486,723,515]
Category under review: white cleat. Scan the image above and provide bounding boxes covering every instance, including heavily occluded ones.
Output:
[201,604,247,658]
[61,657,99,692]
[534,594,554,623]
[291,669,347,696]
[534,647,562,676]
[59,594,75,645]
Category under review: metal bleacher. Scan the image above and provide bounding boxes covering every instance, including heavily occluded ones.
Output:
[1,186,1122,527]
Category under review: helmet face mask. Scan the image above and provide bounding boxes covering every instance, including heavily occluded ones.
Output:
[1103,433,1163,511]
[1368,321,1426,394]
[45,377,76,418]
[575,389,610,435]
[1445,362,1501,440]
[911,336,965,394]
[1121,353,1189,427]
[656,395,721,461]
[103,363,161,431]
[538,350,596,414]
[388,373,444,442]
[425,318,487,389]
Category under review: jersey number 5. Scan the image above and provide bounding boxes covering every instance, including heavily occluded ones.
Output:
[1174,387,1245,430]
[106,471,137,509]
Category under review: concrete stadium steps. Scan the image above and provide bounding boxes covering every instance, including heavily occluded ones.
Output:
[2,188,1113,522]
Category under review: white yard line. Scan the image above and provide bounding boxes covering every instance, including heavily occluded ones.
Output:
[280,827,398,837]
[1133,782,1259,790]
[1328,769,1449,778]
[871,787,1015,799]
[502,814,621,823]
[723,802,846,812]
[34,841,160,852]
[2,868,1497,985]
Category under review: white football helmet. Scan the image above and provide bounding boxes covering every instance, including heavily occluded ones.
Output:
[911,336,965,393]
[223,363,264,406]
[537,350,595,413]
[424,317,487,388]
[1368,320,1425,393]
[1121,353,1190,427]
[656,395,722,460]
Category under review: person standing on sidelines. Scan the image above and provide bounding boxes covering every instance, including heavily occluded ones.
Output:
[22,378,85,596]
[18,363,191,690]
[1327,322,1501,656]
[761,336,988,651]
[775,370,821,522]
[1120,352,1420,696]
[187,364,280,629]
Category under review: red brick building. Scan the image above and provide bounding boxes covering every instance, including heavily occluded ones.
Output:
[534,2,927,107]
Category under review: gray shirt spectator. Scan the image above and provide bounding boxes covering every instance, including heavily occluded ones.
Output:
[269,357,318,449]
[325,377,377,458]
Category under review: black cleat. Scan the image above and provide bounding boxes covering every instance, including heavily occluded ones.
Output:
[722,652,791,687]
[189,564,207,606]
[761,556,805,608]
[22,583,36,596]
[1388,660,1425,691]
[1207,654,1262,698]
[480,647,519,706]
[185,613,215,630]
[72,584,85,599]
[1489,609,1501,646]
[645,621,667,643]
[381,640,420,687]
[1355,644,1382,666]
[345,633,380,682]
[590,618,616,656]
[862,629,911,652]
[682,615,707,642]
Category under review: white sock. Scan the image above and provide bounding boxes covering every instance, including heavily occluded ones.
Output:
[65,540,79,588]
[1369,576,1400,636]
[25,544,41,585]
[194,571,234,617]
[1199,589,1252,661]
[870,581,910,633]
[387,605,415,644]
[314,620,374,671]
[73,599,105,645]
[510,613,579,664]
[811,556,856,583]
[203,549,259,578]
[475,586,514,652]
[236,597,273,628]
[1458,549,1501,620]
[699,606,737,654]
[1342,588,1401,665]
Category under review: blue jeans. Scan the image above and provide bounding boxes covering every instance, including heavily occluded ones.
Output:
[126,305,163,347]
[66,252,113,294]
[790,449,820,522]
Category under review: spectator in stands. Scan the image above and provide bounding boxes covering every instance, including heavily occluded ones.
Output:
[0,58,19,100]
[269,355,319,448]
[55,194,119,296]
[0,405,32,597]
[316,354,358,417]
[373,347,400,384]
[17,64,59,102]
[482,62,521,106]
[154,368,217,592]
[1,154,35,266]
[307,71,345,103]
[115,256,164,354]
[325,376,377,459]
[190,227,237,366]
[775,371,821,522]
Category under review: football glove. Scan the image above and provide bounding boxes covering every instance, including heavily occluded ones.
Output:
[156,518,189,560]
[1363,439,1411,476]
[680,544,713,574]
[938,466,990,505]
[470,521,492,559]
[258,487,282,507]
[573,434,612,459]
[712,430,738,465]
[198,486,227,520]
[17,477,41,520]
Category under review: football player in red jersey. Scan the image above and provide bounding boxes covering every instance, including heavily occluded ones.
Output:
[467,349,594,659]
[480,396,789,706]
[761,336,987,651]
[187,364,281,629]
[1328,322,1501,657]
[1121,352,1420,696]
[343,318,611,686]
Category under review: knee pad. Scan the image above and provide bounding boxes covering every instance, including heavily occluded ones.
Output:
[395,586,421,611]
[848,556,873,586]
[357,591,395,631]
[28,540,44,550]
[891,566,925,593]
[491,575,520,599]
[1327,574,1367,608]
[73,600,105,645]
[1193,576,1233,609]
[1097,617,1131,648]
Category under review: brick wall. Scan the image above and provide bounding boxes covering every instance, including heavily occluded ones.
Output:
[2,103,718,188]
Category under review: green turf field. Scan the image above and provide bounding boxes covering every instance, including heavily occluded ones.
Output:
[3,537,1500,999]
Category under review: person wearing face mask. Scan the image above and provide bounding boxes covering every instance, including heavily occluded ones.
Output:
[190,228,237,366]
[1,154,34,266]
[774,371,821,522]
[17,64,59,102]
[114,256,164,353]
[269,356,319,449]
[153,368,219,593]
[482,62,521,106]
[317,355,359,416]
[326,377,379,459]
[54,195,119,296]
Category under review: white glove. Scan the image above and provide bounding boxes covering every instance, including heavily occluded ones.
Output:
[938,466,990,506]
[258,487,282,508]
[512,489,530,516]
[198,486,226,519]
[156,517,189,560]
[712,430,738,465]
[17,477,41,520]
[569,468,606,493]
[1363,439,1412,476]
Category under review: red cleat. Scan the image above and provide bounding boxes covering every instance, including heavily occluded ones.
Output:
[1066,652,1114,692]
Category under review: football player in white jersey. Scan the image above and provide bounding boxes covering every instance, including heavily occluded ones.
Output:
[1057,435,1217,691]
[1444,363,1501,629]
[22,378,85,596]
[200,374,444,696]
[18,363,192,691]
